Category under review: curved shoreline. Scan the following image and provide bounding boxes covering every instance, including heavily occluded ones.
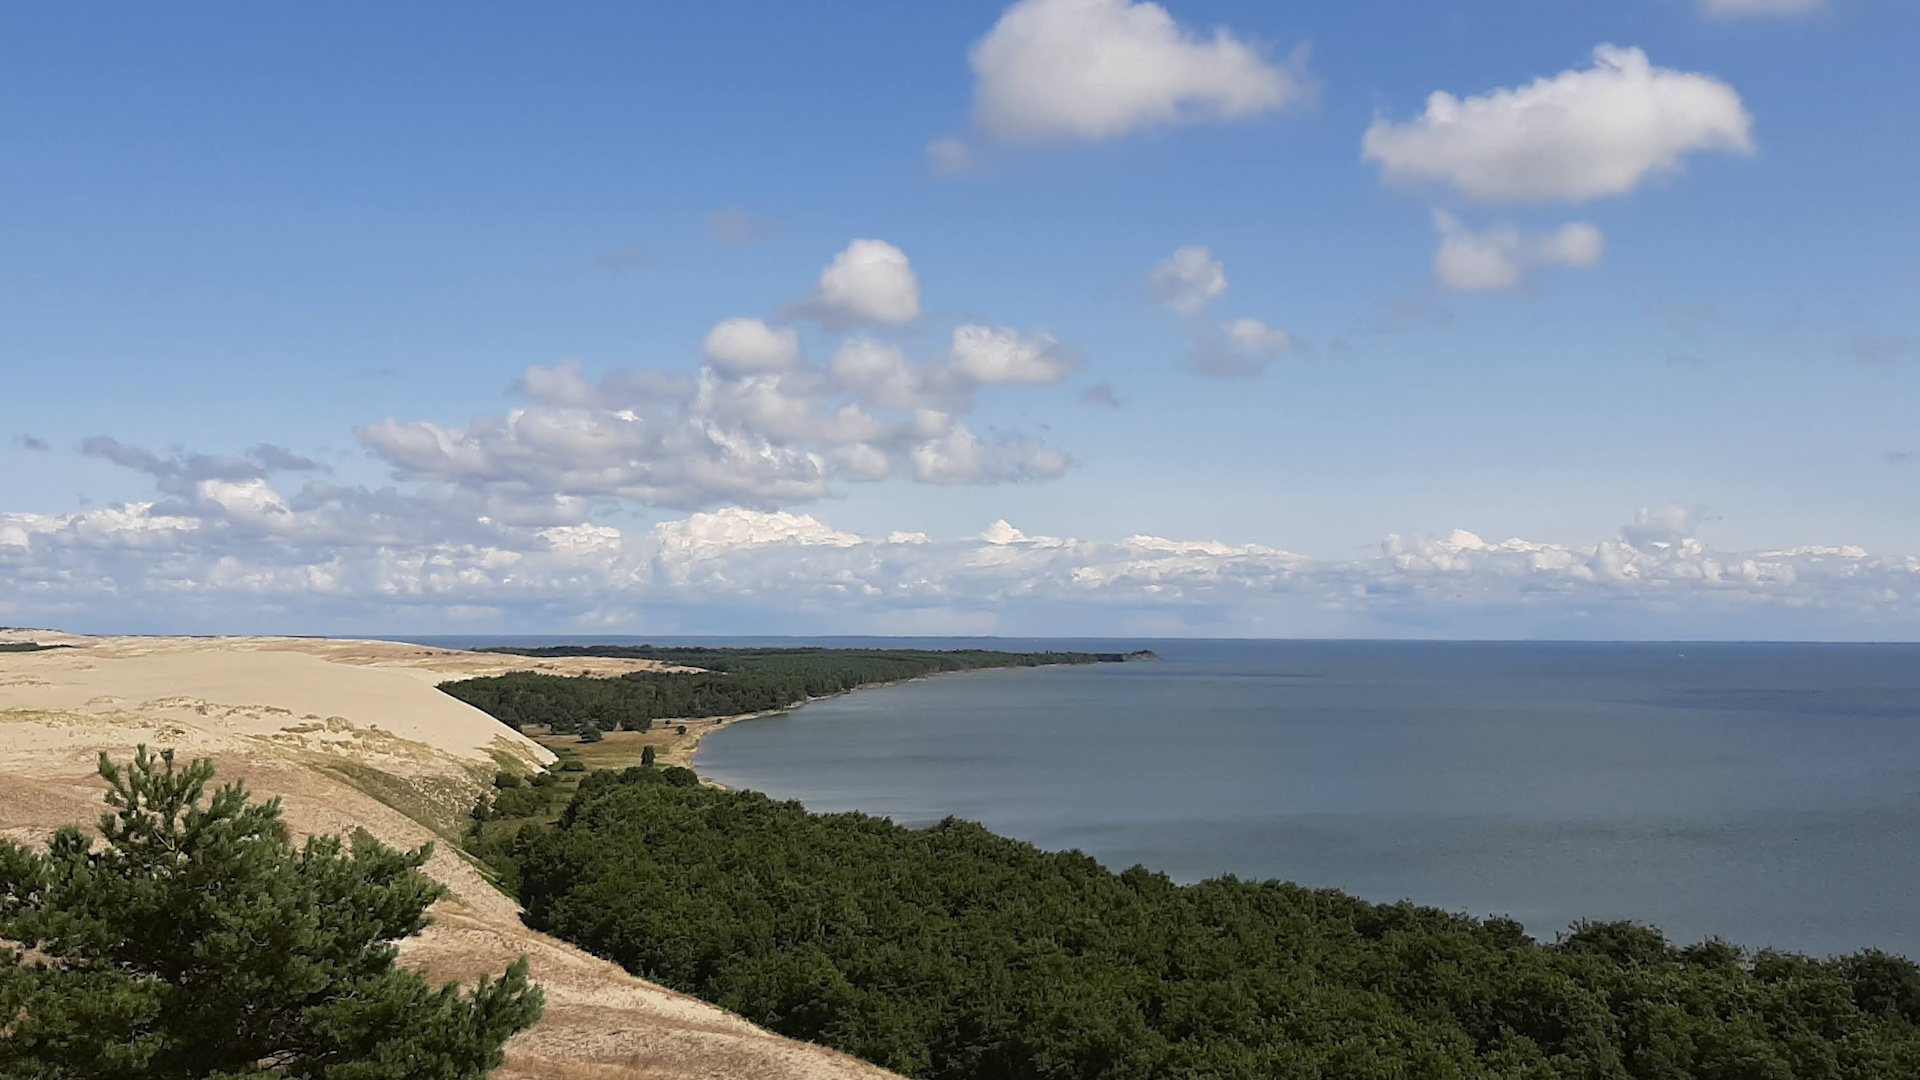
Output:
[524,656,1144,786]
[525,674,984,789]
[674,669,973,779]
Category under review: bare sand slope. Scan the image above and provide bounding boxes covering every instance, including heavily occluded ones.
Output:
[0,632,901,1080]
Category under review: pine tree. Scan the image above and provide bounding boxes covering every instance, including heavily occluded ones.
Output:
[0,747,543,1079]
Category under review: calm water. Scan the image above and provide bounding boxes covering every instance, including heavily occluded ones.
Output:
[691,640,1920,958]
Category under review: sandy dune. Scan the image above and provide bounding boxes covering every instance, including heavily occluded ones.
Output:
[0,631,901,1080]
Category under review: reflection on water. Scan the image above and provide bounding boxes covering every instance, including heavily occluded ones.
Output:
[696,640,1920,957]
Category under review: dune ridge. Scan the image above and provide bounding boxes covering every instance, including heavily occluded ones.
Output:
[0,630,902,1080]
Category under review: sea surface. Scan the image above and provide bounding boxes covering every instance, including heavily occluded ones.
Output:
[421,637,1920,957]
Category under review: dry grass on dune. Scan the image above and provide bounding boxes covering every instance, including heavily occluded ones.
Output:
[0,631,902,1080]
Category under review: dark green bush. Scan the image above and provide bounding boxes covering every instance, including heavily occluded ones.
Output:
[0,748,542,1079]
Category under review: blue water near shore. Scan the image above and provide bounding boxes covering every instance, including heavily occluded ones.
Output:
[419,637,1920,957]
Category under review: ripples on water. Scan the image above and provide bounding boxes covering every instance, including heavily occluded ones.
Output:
[690,639,1920,958]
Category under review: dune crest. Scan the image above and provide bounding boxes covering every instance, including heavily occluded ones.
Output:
[0,631,902,1080]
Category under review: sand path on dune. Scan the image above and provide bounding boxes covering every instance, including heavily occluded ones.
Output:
[0,631,901,1080]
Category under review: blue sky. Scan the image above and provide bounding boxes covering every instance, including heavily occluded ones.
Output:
[2,0,1917,636]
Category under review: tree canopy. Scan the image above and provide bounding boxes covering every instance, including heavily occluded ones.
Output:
[509,766,1920,1080]
[0,747,543,1079]
[441,647,1117,735]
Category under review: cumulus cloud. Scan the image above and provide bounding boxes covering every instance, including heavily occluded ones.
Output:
[1188,318,1299,378]
[704,206,783,245]
[354,355,1074,513]
[1431,211,1605,291]
[968,0,1311,142]
[1699,0,1831,16]
[1363,45,1754,203]
[949,325,1081,383]
[7,496,1919,637]
[1222,318,1296,354]
[797,239,922,325]
[1148,245,1227,313]
[702,317,801,375]
[910,427,1072,485]
[1620,504,1707,551]
[349,241,1077,515]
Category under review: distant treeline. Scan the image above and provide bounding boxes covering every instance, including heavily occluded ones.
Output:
[474,644,1148,669]
[0,642,67,653]
[507,767,1920,1080]
[442,647,1106,734]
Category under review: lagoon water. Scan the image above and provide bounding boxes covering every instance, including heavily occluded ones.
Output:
[690,639,1920,958]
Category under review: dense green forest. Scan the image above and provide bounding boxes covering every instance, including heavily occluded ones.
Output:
[442,647,1113,735]
[476,644,1151,669]
[500,766,1920,1080]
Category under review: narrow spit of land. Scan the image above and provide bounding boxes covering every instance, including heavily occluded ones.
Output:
[446,644,1147,889]
[445,645,1920,1080]
[441,643,1154,775]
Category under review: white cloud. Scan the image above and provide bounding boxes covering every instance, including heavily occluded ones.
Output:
[8,498,1920,638]
[1148,245,1227,313]
[968,0,1311,142]
[830,339,938,412]
[1699,0,1831,16]
[651,507,860,559]
[1363,45,1755,203]
[702,317,801,375]
[812,239,921,324]
[1222,317,1296,354]
[334,237,1082,516]
[197,478,293,526]
[350,242,1078,514]
[949,325,1080,383]
[909,424,1072,485]
[1431,211,1605,291]
[356,406,838,512]
[1620,504,1706,550]
[1189,317,1299,378]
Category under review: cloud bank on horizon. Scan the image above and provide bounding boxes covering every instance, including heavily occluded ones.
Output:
[2,0,1911,637]
[5,488,1915,638]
